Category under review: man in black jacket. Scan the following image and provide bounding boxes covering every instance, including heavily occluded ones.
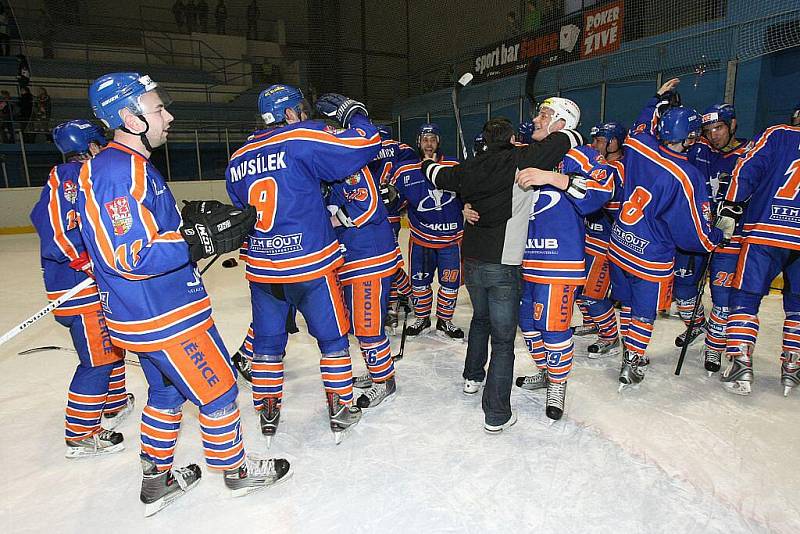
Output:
[421,117,582,433]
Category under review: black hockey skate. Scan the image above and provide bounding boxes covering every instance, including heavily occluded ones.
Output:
[65,429,124,459]
[572,323,598,337]
[721,345,753,396]
[780,351,799,397]
[546,381,567,421]
[140,457,202,517]
[224,456,292,498]
[515,369,548,391]
[436,318,464,339]
[327,392,362,444]
[232,351,253,387]
[674,319,706,347]
[405,317,431,337]
[260,398,280,448]
[353,373,374,389]
[618,349,648,391]
[704,348,723,376]
[356,376,396,408]
[587,337,620,359]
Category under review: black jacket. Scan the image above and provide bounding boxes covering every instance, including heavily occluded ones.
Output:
[421,129,582,265]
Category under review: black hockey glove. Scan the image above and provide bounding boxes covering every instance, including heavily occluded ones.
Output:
[315,93,368,128]
[564,173,588,200]
[655,89,681,117]
[380,183,398,205]
[715,200,744,242]
[180,200,256,262]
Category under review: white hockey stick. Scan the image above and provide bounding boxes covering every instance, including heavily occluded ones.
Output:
[0,277,94,347]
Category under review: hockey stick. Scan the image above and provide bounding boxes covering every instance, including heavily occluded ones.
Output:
[1,255,220,349]
[452,72,474,160]
[395,302,411,361]
[17,345,141,367]
[524,59,541,110]
[674,251,714,375]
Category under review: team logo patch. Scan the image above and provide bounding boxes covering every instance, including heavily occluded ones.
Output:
[345,188,368,202]
[62,180,78,203]
[346,173,361,185]
[104,197,133,236]
[701,201,712,223]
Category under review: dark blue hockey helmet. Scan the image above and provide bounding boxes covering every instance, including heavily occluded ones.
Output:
[89,72,171,130]
[417,122,440,148]
[377,124,393,140]
[473,132,486,156]
[597,121,627,146]
[258,84,305,125]
[701,103,735,127]
[52,120,107,157]
[517,121,534,144]
[658,106,702,144]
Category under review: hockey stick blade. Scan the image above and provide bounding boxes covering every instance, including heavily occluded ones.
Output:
[18,345,77,355]
[457,72,474,88]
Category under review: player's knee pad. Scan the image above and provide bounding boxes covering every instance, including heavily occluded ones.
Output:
[539,330,572,346]
[729,291,762,316]
[317,336,349,356]
[357,334,385,346]
[783,292,800,314]
[321,348,349,360]
[199,383,239,415]
[253,352,284,363]
[200,400,238,418]
[254,333,289,357]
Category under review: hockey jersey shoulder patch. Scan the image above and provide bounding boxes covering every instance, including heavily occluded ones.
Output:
[104,197,133,236]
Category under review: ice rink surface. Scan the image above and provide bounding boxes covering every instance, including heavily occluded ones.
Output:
[0,232,798,533]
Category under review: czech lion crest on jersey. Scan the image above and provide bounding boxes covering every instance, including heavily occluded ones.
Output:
[62,180,78,203]
[346,172,361,185]
[105,196,133,236]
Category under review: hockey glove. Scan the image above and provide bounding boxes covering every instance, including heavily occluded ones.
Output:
[327,205,355,228]
[69,251,95,279]
[564,173,588,200]
[315,93,368,128]
[655,89,681,117]
[715,200,743,242]
[380,183,398,205]
[180,200,257,262]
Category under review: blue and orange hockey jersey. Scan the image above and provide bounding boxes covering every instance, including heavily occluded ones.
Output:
[76,142,212,351]
[30,162,101,317]
[523,146,614,284]
[326,166,402,284]
[583,157,625,257]
[391,156,463,248]
[369,139,417,226]
[726,125,800,251]
[226,115,381,283]
[609,102,722,282]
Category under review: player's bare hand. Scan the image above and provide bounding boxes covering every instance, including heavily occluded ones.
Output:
[463,203,480,224]
[516,168,556,188]
[657,78,680,96]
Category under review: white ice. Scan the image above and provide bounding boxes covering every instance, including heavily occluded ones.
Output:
[0,231,798,533]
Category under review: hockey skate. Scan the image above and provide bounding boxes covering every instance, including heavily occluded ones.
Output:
[356,376,396,408]
[515,369,548,391]
[572,323,598,337]
[232,351,253,389]
[546,381,567,421]
[780,352,800,397]
[704,348,723,376]
[674,319,706,347]
[720,345,753,396]
[405,317,431,337]
[65,429,124,459]
[587,337,620,359]
[102,392,135,431]
[140,457,202,517]
[327,392,362,444]
[386,306,399,336]
[224,455,292,498]
[353,373,374,389]
[463,379,482,395]
[618,349,648,392]
[484,412,517,434]
[260,398,280,448]
[436,318,464,339]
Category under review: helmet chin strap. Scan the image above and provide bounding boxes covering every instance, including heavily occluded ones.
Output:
[120,115,153,152]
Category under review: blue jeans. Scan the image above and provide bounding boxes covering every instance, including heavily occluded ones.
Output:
[462,259,522,426]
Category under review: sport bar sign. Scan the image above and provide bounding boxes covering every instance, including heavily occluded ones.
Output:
[581,0,624,58]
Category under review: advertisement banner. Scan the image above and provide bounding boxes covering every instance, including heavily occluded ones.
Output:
[581,0,624,59]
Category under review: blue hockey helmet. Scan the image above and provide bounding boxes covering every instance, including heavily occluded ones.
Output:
[52,120,107,157]
[473,132,487,156]
[89,73,172,130]
[258,84,305,125]
[417,122,440,149]
[517,121,534,144]
[701,103,735,127]
[658,106,702,144]
[377,124,393,141]
[597,121,627,146]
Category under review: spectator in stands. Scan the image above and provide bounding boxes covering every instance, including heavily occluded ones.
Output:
[30,87,52,143]
[523,0,541,33]
[0,89,14,143]
[506,11,521,37]
[197,0,209,33]
[215,0,227,34]
[186,0,197,33]
[0,4,10,56]
[172,0,186,32]
[18,85,33,142]
[247,0,260,40]
[17,54,30,90]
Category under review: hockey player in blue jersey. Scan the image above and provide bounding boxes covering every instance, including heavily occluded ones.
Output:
[685,104,750,375]
[226,84,382,443]
[573,121,627,358]
[718,119,800,397]
[30,120,134,459]
[79,73,290,515]
[610,79,724,390]
[391,123,465,338]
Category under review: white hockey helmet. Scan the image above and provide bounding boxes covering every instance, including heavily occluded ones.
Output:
[540,97,580,130]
